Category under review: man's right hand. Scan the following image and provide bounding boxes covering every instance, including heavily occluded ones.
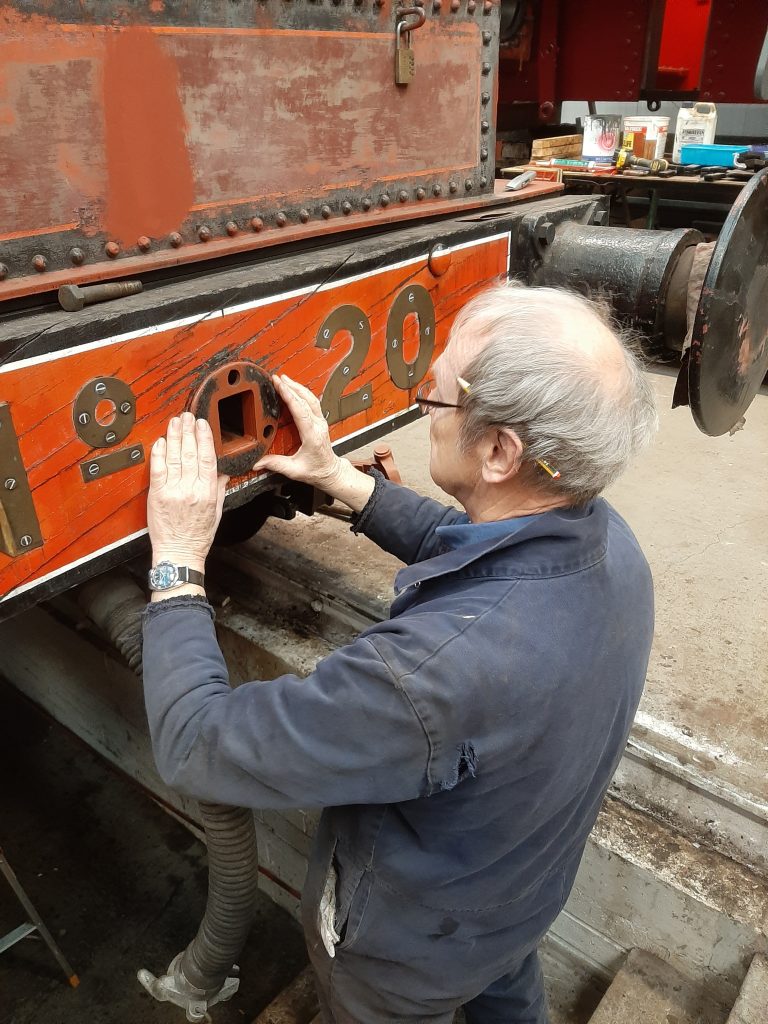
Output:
[254,374,375,513]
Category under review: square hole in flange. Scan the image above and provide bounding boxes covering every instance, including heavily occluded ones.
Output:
[218,390,255,445]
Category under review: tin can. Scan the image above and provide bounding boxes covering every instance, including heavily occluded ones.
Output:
[582,115,622,163]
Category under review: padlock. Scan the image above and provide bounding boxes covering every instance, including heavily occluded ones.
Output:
[395,21,415,85]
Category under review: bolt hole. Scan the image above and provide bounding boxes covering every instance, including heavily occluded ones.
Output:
[95,399,117,427]
[263,424,275,439]
[228,369,241,386]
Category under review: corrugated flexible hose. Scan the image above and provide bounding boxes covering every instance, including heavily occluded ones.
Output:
[77,572,259,1015]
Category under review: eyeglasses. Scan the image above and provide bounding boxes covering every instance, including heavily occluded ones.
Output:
[415,378,465,414]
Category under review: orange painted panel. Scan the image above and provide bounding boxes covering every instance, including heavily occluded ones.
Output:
[0,233,508,607]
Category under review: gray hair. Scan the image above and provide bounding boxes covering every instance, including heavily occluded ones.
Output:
[453,282,659,504]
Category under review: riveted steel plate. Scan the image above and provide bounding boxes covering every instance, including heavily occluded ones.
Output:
[0,1,500,300]
[687,168,768,436]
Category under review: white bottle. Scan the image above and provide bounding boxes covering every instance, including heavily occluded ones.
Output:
[673,102,718,162]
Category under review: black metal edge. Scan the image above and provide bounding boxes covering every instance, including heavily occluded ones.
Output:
[688,167,768,435]
[0,199,561,363]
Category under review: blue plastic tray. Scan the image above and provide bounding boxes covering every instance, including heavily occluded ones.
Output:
[679,144,750,167]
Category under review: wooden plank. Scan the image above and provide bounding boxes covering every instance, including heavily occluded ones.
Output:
[0,223,510,617]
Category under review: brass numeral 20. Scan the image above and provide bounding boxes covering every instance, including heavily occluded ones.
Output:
[315,285,436,426]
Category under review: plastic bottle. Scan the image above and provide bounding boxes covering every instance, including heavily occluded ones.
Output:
[673,102,718,163]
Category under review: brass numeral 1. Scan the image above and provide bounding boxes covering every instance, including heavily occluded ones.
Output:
[0,402,43,557]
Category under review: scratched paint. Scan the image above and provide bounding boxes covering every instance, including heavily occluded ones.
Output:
[0,235,507,603]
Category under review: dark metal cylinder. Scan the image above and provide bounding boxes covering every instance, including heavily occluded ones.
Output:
[534,223,703,346]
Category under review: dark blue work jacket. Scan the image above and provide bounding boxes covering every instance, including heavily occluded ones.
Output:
[142,476,653,997]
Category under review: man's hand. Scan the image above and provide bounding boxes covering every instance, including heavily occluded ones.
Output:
[148,412,228,573]
[255,375,375,513]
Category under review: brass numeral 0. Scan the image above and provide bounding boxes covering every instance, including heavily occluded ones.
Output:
[386,285,435,390]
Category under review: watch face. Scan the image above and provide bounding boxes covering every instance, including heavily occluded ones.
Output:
[150,561,179,590]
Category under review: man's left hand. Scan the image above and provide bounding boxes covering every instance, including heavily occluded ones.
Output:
[147,412,228,572]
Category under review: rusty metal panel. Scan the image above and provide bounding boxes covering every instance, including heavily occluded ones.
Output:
[0,1,500,300]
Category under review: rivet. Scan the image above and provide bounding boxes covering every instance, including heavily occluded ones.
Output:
[198,226,212,242]
[131,448,142,461]
[70,247,85,266]
[433,0,441,9]
[119,401,132,414]
[380,193,391,207]
[138,235,151,252]
[432,183,442,196]
[449,180,458,193]
[398,190,408,203]
[481,147,489,160]
[481,120,490,133]
[468,0,476,9]
[250,217,264,232]
[428,243,452,277]
[342,366,350,375]
[450,0,459,10]
[94,382,107,395]
[482,62,491,75]
[88,464,99,477]
[416,187,426,200]
[321,205,332,219]
[78,412,91,425]
[299,209,310,223]
[226,221,238,236]
[105,241,120,258]
[0,263,7,281]
[20,535,33,548]
[342,201,353,215]
[482,29,492,42]
[483,0,492,11]
[276,212,288,227]
[362,197,372,211]
[4,478,17,490]
[32,255,47,272]
[480,176,488,187]
[465,178,473,190]
[104,431,117,444]
[169,232,183,248]
[481,92,491,105]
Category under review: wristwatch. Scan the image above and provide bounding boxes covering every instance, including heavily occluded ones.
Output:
[148,560,206,592]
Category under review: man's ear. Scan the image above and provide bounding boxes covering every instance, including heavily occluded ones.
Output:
[480,427,524,484]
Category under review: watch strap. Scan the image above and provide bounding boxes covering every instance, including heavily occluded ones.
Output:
[177,566,205,588]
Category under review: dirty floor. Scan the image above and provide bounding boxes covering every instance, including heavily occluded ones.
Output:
[0,681,308,1024]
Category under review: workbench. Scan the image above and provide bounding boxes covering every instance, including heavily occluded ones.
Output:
[558,170,746,230]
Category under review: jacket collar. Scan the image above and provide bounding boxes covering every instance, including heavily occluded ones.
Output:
[394,499,609,595]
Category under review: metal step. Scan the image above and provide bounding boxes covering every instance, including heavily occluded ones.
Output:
[587,949,726,1024]
[726,955,768,1024]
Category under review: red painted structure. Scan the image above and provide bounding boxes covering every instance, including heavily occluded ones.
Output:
[498,0,768,128]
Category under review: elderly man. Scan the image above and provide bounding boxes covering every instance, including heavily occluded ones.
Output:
[142,282,658,1024]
